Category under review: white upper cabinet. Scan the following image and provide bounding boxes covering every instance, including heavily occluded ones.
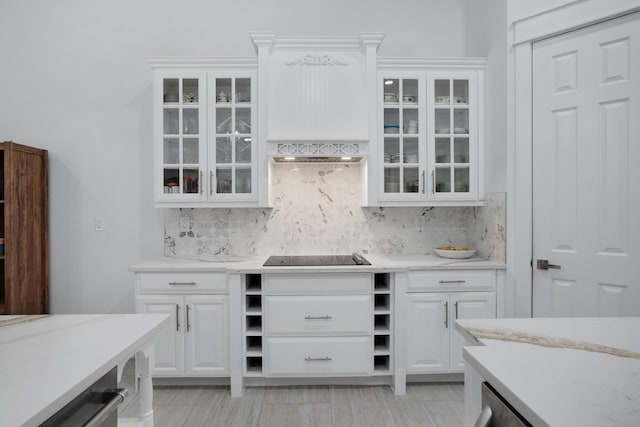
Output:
[150,59,260,208]
[155,72,208,203]
[208,73,257,201]
[378,72,426,202]
[426,71,479,201]
[373,60,486,206]
[149,40,486,209]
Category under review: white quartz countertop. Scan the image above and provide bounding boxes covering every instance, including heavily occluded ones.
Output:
[0,314,169,427]
[128,254,505,273]
[455,317,640,427]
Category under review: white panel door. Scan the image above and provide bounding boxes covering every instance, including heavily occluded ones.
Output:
[136,295,184,376]
[406,293,449,373]
[184,295,229,376]
[533,13,640,317]
[449,292,496,372]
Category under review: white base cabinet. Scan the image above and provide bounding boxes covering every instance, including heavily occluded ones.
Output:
[137,295,229,377]
[406,292,495,373]
[133,271,230,378]
[242,273,393,379]
[403,270,497,375]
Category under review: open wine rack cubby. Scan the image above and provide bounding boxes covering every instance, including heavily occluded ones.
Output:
[243,274,263,376]
[373,272,392,375]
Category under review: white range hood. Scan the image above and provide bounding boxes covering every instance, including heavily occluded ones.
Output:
[251,33,384,160]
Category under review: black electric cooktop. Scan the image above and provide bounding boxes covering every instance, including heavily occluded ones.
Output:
[263,254,371,266]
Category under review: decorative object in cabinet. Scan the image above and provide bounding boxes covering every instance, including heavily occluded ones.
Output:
[0,141,48,315]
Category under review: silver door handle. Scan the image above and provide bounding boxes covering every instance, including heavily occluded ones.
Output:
[199,171,203,195]
[421,170,426,194]
[169,282,196,286]
[455,301,459,319]
[210,170,214,195]
[444,301,449,328]
[176,304,180,331]
[304,315,333,320]
[431,170,435,193]
[84,388,128,427]
[473,405,492,427]
[439,280,466,284]
[305,356,332,361]
[537,259,561,270]
[186,305,191,332]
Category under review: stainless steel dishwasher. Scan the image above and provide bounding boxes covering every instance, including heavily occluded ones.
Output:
[474,382,532,427]
[40,366,127,427]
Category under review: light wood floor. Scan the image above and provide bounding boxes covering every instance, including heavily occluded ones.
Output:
[118,363,464,426]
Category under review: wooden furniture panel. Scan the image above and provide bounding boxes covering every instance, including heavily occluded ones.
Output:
[0,141,48,314]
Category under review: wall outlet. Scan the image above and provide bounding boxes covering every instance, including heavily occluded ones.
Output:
[95,216,106,231]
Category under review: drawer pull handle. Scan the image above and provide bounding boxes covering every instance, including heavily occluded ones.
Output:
[444,301,449,328]
[169,282,197,286]
[439,280,466,284]
[304,315,333,320]
[176,304,180,331]
[186,305,191,332]
[305,356,332,362]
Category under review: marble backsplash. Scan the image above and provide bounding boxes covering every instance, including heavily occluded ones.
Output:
[164,163,506,262]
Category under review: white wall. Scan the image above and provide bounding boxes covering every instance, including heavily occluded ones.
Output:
[464,0,508,194]
[0,0,468,313]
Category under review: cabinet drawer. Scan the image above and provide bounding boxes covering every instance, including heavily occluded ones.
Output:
[136,272,228,293]
[265,295,372,336]
[407,270,496,292]
[263,273,371,295]
[265,336,372,377]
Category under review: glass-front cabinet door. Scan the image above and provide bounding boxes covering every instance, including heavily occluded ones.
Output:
[426,71,478,201]
[209,73,256,200]
[157,74,207,201]
[379,72,426,201]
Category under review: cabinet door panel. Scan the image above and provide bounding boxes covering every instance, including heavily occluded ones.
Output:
[185,295,229,376]
[426,71,479,201]
[450,292,496,372]
[406,293,449,373]
[136,295,184,376]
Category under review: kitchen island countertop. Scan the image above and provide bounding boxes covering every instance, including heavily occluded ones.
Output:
[455,317,640,427]
[128,254,505,273]
[0,314,169,426]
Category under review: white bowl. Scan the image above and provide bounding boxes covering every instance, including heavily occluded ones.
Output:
[435,246,476,259]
